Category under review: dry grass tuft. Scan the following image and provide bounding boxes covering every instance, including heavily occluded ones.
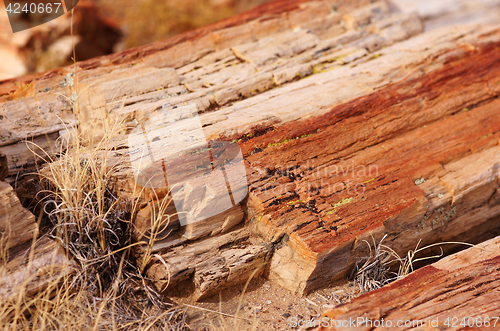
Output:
[351,235,396,293]
[351,235,478,294]
[0,37,189,330]
[32,109,188,329]
[0,109,190,329]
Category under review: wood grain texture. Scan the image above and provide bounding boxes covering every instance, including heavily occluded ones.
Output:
[1,0,500,300]
[238,37,500,294]
[0,236,77,302]
[0,182,75,303]
[142,228,271,300]
[313,236,500,331]
[0,0,376,178]
[0,181,37,253]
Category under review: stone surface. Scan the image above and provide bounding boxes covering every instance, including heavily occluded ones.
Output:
[389,0,500,31]
[142,228,272,300]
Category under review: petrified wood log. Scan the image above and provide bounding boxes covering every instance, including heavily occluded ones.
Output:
[0,181,76,302]
[1,0,500,301]
[145,228,271,300]
[390,0,500,32]
[0,236,76,302]
[0,181,37,253]
[0,0,400,178]
[2,0,499,176]
[240,37,500,295]
[137,24,500,297]
[313,235,500,331]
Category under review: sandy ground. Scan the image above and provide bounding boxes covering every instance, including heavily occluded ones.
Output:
[170,277,362,330]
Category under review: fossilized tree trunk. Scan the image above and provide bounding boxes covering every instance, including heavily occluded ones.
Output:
[0,182,75,301]
[1,0,500,301]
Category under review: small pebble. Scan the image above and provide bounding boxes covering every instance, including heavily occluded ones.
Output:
[414,178,425,185]
[264,300,272,305]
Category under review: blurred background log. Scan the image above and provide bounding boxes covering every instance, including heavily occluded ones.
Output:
[0,0,122,81]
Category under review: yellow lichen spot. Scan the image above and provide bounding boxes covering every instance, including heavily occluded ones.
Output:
[325,197,353,215]
[481,133,493,139]
[332,197,353,209]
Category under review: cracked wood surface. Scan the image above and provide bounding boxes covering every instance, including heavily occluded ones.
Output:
[1,0,500,300]
[314,235,500,331]
[0,181,37,253]
[0,236,76,302]
[239,37,500,294]
[0,0,392,178]
[136,26,500,297]
[145,228,271,300]
[0,181,76,302]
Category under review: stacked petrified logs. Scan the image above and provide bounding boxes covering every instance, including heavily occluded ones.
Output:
[1,0,500,309]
